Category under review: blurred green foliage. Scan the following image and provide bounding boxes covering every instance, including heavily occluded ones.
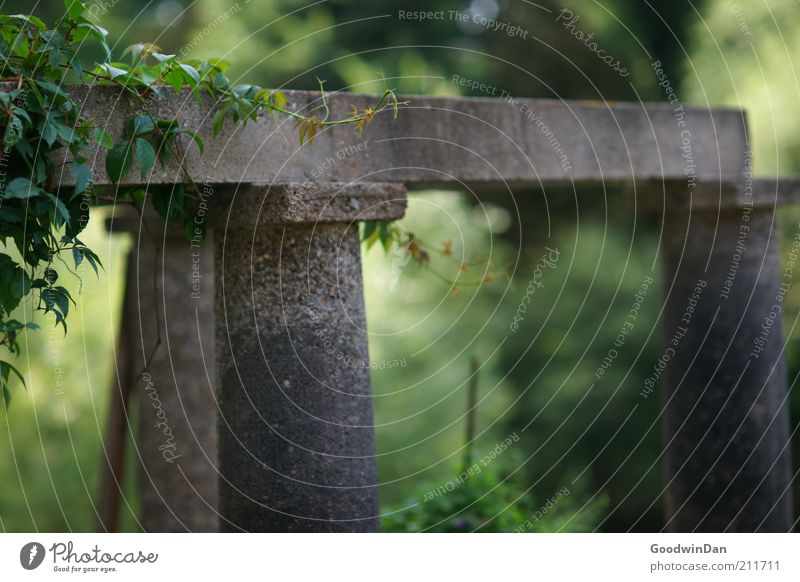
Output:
[381,454,607,532]
[13,0,700,100]
[0,213,139,531]
[365,191,662,531]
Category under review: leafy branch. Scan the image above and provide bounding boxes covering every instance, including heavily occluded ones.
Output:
[0,0,404,407]
[360,221,508,293]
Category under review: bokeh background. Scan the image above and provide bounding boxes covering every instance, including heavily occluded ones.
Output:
[1,0,799,532]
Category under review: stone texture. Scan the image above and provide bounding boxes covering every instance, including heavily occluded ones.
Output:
[210,182,407,229]
[55,79,793,533]
[660,204,793,532]
[112,209,219,532]
[29,83,749,192]
[215,221,379,532]
[636,178,800,209]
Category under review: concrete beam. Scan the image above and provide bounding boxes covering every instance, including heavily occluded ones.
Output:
[635,178,800,210]
[54,85,748,191]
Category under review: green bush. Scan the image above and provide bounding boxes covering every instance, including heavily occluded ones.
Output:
[381,456,607,533]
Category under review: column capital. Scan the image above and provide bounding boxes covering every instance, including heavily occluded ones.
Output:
[209,181,407,230]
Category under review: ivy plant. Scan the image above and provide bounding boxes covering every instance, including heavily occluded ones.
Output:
[0,1,403,407]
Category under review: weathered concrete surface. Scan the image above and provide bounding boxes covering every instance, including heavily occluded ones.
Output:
[660,204,793,532]
[112,210,219,532]
[215,221,379,531]
[46,84,749,191]
[637,178,800,209]
[210,182,407,229]
[51,77,792,534]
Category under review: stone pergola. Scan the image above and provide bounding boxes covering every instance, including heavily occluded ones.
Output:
[77,86,795,532]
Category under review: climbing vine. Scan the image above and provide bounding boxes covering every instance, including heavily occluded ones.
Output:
[0,0,403,406]
[360,223,505,293]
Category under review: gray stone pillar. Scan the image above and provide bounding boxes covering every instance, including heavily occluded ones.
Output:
[213,183,406,532]
[660,195,793,532]
[114,208,219,532]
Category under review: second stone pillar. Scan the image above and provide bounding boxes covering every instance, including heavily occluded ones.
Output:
[213,183,406,532]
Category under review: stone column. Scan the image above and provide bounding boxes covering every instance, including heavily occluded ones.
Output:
[113,208,219,532]
[213,182,406,532]
[660,191,793,532]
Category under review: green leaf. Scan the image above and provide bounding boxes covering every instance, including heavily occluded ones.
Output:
[25,14,47,31]
[125,115,155,137]
[298,120,308,145]
[49,48,65,69]
[0,207,21,223]
[71,247,83,269]
[4,115,23,148]
[33,158,47,185]
[379,222,392,251]
[69,55,83,80]
[361,221,388,250]
[84,253,100,276]
[6,14,46,31]
[10,34,29,58]
[211,106,230,136]
[43,192,71,227]
[55,285,75,306]
[35,80,68,98]
[93,127,113,148]
[0,360,25,408]
[64,0,87,20]
[254,88,271,104]
[153,52,175,63]
[41,121,58,147]
[43,286,71,316]
[127,188,147,207]
[165,68,184,94]
[72,163,92,196]
[65,195,89,238]
[11,106,31,124]
[135,138,156,179]
[42,287,69,333]
[182,131,205,155]
[75,23,110,58]
[361,221,377,242]
[51,119,75,142]
[99,63,129,80]
[190,85,202,107]
[179,63,200,85]
[205,58,229,73]
[72,245,102,276]
[122,43,144,63]
[271,90,288,111]
[0,255,29,313]
[5,177,43,199]
[105,141,133,184]
[10,266,31,300]
[43,268,58,285]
